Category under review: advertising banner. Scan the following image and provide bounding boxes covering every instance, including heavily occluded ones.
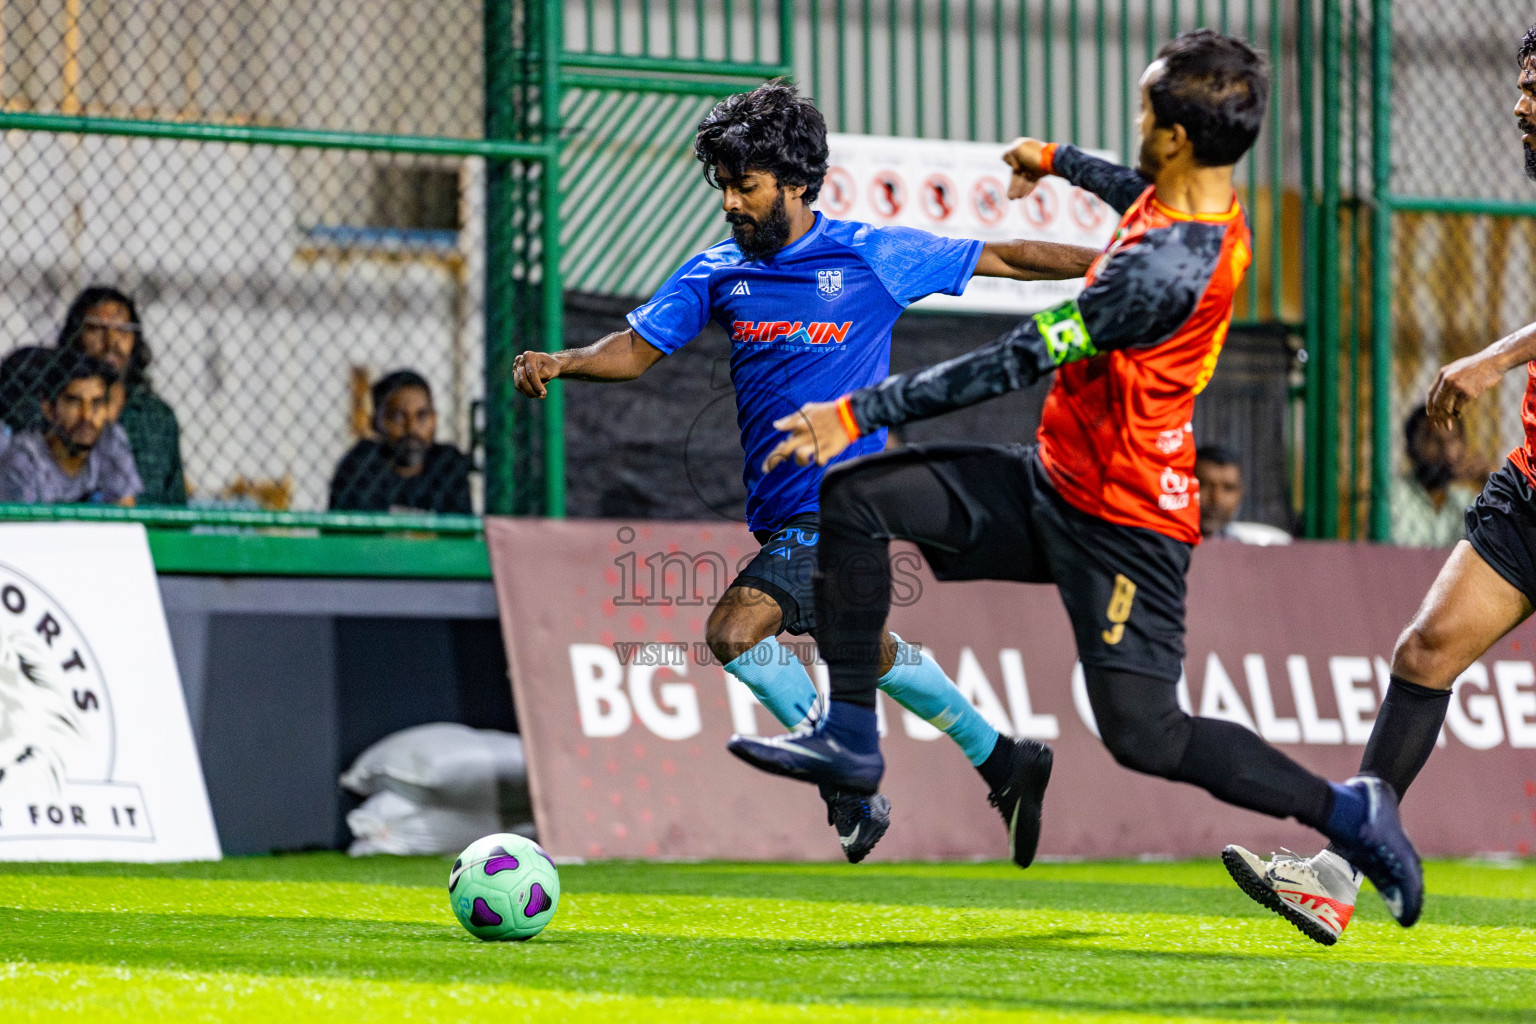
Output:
[818,133,1121,315]
[0,523,220,861]
[489,518,1536,862]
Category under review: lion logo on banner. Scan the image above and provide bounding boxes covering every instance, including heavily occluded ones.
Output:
[0,627,85,794]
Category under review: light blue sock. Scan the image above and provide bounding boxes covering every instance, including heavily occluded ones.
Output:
[723,636,819,729]
[877,633,1000,765]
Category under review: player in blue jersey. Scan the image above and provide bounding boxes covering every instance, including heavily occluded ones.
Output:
[514,82,1099,864]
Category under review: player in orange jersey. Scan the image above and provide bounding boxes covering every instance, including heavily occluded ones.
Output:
[1222,20,1536,946]
[728,29,1425,929]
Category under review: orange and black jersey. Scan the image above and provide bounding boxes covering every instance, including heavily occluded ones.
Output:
[847,144,1251,545]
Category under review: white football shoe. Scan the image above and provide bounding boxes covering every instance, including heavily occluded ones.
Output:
[1222,845,1364,946]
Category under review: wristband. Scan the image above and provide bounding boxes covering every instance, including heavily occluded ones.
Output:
[1039,142,1059,176]
[834,395,863,442]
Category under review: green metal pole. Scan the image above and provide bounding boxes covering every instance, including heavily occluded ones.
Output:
[1042,0,1053,139]
[1369,0,1393,541]
[781,0,796,77]
[1069,0,1080,144]
[1298,0,1320,536]
[542,0,566,518]
[0,110,551,159]
[1095,0,1106,151]
[1318,0,1342,537]
[1346,0,1362,536]
[1267,0,1282,319]
[483,0,518,516]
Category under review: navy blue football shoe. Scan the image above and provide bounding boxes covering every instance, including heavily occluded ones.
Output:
[1328,775,1424,927]
[727,703,884,794]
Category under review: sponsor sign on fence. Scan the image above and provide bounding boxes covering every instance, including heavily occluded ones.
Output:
[0,523,219,861]
[818,133,1120,315]
[489,519,1536,862]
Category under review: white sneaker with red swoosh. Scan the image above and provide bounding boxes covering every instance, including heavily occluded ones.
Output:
[1222,846,1363,946]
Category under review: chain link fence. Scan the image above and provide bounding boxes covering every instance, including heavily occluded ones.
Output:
[1378,1,1536,540]
[0,1,499,514]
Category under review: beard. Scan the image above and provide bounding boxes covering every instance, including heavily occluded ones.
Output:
[389,436,429,471]
[1525,141,1536,181]
[1412,458,1454,493]
[727,191,791,260]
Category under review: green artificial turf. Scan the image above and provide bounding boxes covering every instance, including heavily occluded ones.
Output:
[0,855,1532,1022]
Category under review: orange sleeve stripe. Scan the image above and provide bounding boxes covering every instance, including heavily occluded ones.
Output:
[835,395,862,442]
[1040,142,1059,176]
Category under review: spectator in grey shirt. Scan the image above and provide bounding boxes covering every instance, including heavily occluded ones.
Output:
[0,352,141,505]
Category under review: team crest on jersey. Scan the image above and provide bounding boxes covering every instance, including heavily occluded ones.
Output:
[816,269,844,300]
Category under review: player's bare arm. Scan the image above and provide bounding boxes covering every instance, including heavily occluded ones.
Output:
[1427,319,1536,426]
[974,240,1099,281]
[512,328,666,399]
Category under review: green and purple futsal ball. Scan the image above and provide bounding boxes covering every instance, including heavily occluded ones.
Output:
[449,833,561,941]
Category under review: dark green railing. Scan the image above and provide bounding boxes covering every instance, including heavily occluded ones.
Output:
[11,0,1509,558]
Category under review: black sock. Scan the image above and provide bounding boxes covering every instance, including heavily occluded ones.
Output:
[976,734,1015,792]
[1360,675,1453,798]
[1324,675,1451,858]
[1174,718,1336,830]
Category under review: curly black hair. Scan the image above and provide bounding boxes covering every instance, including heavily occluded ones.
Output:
[1520,22,1536,67]
[1151,29,1270,166]
[693,81,828,202]
[56,285,151,391]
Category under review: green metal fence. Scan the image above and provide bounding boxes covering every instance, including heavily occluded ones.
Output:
[5,0,1516,567]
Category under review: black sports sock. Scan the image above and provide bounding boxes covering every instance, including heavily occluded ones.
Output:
[1323,675,1452,859]
[1175,718,1335,829]
[976,734,1015,792]
[1359,675,1453,799]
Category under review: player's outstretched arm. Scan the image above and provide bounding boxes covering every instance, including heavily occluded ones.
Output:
[512,328,665,399]
[974,240,1100,281]
[1428,320,1536,426]
[1003,137,1149,214]
[844,224,1209,435]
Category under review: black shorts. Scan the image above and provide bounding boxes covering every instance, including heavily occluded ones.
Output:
[871,443,1192,682]
[1466,460,1536,606]
[733,512,822,635]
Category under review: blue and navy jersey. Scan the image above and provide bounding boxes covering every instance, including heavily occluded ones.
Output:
[627,214,982,532]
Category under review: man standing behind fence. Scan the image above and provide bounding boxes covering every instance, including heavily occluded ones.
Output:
[512,81,1101,866]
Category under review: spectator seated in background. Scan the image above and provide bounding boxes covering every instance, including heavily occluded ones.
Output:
[57,286,186,505]
[0,351,142,505]
[1391,404,1479,548]
[329,370,473,514]
[1192,444,1292,545]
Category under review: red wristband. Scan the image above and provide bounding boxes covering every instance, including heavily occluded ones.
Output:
[1039,142,1059,176]
[834,395,862,442]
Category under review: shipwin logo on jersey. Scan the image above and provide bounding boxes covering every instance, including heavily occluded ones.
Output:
[730,281,751,297]
[816,269,844,300]
[0,563,153,842]
[730,321,853,346]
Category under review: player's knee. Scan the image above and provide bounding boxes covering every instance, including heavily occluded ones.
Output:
[1085,669,1192,778]
[819,460,893,535]
[1391,618,1458,687]
[818,461,866,524]
[705,606,773,666]
[1097,714,1187,777]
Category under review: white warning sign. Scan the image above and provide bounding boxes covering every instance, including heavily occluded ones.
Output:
[819,133,1121,314]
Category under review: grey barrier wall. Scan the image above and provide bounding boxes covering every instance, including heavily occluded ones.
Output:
[159,576,512,855]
